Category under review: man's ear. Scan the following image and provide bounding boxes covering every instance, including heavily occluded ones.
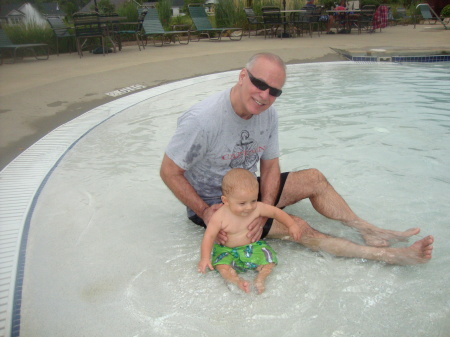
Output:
[238,68,246,85]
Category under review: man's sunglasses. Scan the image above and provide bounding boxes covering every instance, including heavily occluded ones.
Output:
[246,69,283,97]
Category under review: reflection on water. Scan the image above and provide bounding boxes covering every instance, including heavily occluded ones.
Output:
[23,63,450,336]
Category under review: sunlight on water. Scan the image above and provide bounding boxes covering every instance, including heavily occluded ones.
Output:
[23,63,450,336]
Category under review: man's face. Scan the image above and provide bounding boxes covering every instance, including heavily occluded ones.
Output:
[237,58,286,119]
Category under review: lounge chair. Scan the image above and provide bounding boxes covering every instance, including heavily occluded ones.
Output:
[188,4,243,41]
[47,16,75,56]
[0,28,49,63]
[416,3,448,29]
[137,7,190,48]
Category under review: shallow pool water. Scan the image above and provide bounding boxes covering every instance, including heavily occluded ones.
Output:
[21,62,450,336]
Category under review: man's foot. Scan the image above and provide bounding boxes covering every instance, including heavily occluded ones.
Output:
[385,235,434,265]
[353,223,420,247]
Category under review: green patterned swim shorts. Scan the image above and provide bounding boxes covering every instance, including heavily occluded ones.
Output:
[212,240,278,273]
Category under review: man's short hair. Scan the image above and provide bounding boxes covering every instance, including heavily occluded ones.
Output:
[246,53,286,74]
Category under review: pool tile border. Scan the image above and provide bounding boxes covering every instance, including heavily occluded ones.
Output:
[344,54,450,63]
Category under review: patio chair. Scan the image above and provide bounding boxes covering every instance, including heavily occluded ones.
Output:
[137,7,190,48]
[416,3,448,29]
[356,7,375,33]
[188,4,243,41]
[110,9,147,51]
[73,12,106,57]
[302,6,323,37]
[47,16,75,56]
[261,6,283,39]
[0,28,49,63]
[288,11,306,37]
[244,8,263,37]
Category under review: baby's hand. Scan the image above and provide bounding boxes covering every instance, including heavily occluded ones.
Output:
[289,226,302,242]
[198,260,213,274]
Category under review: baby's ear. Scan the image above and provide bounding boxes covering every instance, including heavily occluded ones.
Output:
[221,195,228,204]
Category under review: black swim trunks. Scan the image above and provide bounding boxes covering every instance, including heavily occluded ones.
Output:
[188,172,290,239]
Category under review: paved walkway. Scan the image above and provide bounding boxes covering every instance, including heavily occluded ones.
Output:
[0,24,449,170]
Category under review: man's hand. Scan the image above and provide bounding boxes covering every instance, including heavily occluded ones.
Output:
[202,204,222,224]
[247,216,267,243]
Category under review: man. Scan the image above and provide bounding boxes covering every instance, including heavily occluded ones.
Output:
[160,53,433,265]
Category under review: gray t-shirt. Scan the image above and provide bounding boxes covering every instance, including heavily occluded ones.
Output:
[165,88,279,217]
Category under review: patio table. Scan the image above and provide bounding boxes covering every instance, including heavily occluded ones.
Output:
[264,9,308,37]
[327,9,361,33]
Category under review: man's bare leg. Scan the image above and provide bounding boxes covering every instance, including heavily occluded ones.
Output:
[268,219,433,265]
[215,265,250,293]
[278,169,420,247]
[254,263,275,295]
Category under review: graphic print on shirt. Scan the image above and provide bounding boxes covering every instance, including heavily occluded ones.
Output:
[229,130,259,170]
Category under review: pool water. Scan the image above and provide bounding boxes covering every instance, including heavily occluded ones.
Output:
[20,62,450,336]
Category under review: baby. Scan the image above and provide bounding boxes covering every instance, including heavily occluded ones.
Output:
[198,168,301,294]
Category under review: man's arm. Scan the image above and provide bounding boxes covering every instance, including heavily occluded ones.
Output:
[259,157,281,206]
[246,157,281,242]
[160,154,216,222]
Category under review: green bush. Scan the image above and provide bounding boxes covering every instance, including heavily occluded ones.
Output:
[2,23,74,55]
[321,0,335,10]
[441,4,450,17]
[216,0,246,28]
[158,0,173,30]
[3,23,52,45]
[117,1,139,22]
[97,0,115,14]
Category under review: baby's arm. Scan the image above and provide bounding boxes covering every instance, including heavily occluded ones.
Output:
[198,214,222,273]
[258,203,302,241]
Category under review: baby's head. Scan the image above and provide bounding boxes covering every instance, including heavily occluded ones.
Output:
[221,169,259,216]
[222,168,259,198]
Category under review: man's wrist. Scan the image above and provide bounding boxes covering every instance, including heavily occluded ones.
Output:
[200,205,209,218]
[261,199,275,206]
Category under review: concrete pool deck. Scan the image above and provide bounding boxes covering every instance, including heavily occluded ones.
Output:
[1,24,449,170]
